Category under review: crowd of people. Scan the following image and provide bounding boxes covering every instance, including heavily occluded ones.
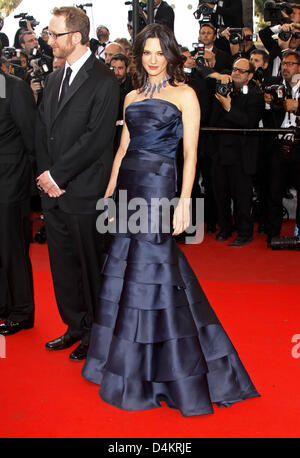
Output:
[0,0,300,348]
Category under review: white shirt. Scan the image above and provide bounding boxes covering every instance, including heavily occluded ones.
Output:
[281,79,300,128]
[59,47,92,98]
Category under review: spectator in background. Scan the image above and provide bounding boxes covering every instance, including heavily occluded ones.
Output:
[110,53,133,152]
[0,17,9,47]
[198,22,232,72]
[90,25,110,61]
[104,42,124,66]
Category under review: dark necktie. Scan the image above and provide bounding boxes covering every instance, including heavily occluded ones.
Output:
[59,67,72,105]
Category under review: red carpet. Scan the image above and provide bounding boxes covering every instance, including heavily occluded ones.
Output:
[1,221,300,438]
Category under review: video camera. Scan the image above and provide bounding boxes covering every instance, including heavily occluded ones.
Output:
[229,28,258,45]
[264,1,293,26]
[193,1,224,28]
[14,13,39,30]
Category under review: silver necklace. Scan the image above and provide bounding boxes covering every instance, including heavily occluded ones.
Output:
[144,75,170,98]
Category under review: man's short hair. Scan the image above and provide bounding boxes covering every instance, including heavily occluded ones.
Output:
[19,31,35,45]
[52,6,90,45]
[282,49,300,63]
[110,53,129,67]
[250,49,270,65]
[199,22,216,34]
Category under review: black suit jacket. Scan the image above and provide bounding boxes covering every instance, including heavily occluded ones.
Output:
[208,84,265,175]
[36,54,120,214]
[155,1,175,31]
[217,0,244,27]
[0,70,36,204]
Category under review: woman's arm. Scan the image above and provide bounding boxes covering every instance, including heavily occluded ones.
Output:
[104,91,136,197]
[173,86,201,235]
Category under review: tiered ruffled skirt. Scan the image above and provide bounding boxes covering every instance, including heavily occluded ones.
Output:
[82,150,259,416]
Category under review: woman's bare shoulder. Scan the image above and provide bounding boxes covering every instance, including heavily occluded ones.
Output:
[124,89,139,106]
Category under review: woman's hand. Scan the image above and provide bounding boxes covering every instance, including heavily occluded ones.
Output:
[104,184,115,199]
[172,198,190,236]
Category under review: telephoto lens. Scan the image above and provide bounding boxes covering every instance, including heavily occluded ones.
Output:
[269,236,300,250]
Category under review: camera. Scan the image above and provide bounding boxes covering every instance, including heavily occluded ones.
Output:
[229,28,258,45]
[264,1,293,26]
[1,47,21,59]
[278,30,300,41]
[28,49,51,90]
[9,58,26,79]
[268,235,300,250]
[216,80,234,97]
[264,83,287,104]
[253,66,265,83]
[191,42,206,67]
[14,13,39,30]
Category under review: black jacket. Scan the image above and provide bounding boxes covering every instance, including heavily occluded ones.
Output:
[0,70,36,203]
[155,1,175,32]
[35,54,120,213]
[208,84,265,174]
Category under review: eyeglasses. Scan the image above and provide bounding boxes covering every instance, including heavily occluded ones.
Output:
[232,67,250,74]
[281,61,299,67]
[46,30,78,40]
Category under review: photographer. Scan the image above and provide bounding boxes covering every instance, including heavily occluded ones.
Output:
[136,0,175,32]
[89,25,110,61]
[110,53,133,152]
[198,22,232,72]
[0,17,9,48]
[259,21,300,77]
[208,57,265,246]
[263,50,300,242]
[195,0,243,30]
[220,26,258,61]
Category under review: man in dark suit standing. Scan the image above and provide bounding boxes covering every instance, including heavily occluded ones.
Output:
[208,57,264,246]
[36,7,119,361]
[0,66,36,335]
[153,0,175,32]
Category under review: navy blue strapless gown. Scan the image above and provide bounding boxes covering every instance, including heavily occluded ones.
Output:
[82,99,259,416]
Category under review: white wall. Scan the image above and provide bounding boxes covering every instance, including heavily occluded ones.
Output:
[2,0,200,49]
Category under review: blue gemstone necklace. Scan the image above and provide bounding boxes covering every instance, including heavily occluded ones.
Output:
[144,75,170,98]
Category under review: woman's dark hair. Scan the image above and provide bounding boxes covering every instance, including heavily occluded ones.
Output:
[131,23,185,91]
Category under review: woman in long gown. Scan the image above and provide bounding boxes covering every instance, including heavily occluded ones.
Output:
[82,23,259,416]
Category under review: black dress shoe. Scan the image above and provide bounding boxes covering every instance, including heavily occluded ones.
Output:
[45,333,79,351]
[216,231,231,241]
[228,235,253,247]
[0,318,34,336]
[69,342,89,361]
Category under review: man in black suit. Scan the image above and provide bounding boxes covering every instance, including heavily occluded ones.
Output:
[0,66,36,335]
[208,57,264,246]
[263,50,300,243]
[198,23,232,72]
[153,0,175,32]
[35,7,119,361]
